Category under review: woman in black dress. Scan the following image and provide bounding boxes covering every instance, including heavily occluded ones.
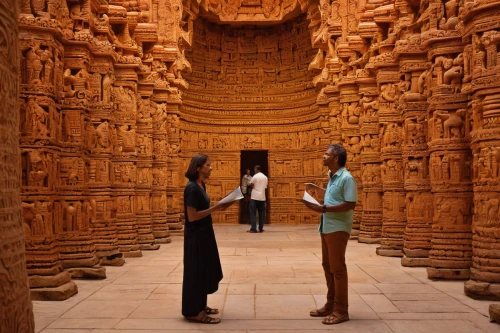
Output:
[182,154,234,324]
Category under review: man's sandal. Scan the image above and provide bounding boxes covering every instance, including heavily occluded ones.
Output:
[204,306,219,314]
[185,311,221,324]
[322,313,349,325]
[309,307,333,317]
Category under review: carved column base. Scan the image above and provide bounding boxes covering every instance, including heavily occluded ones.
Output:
[377,221,406,257]
[350,229,359,240]
[137,215,160,251]
[401,256,431,267]
[402,220,432,267]
[29,271,78,301]
[376,248,404,257]
[426,267,470,280]
[67,267,107,279]
[358,236,381,244]
[122,250,143,258]
[58,232,107,280]
[30,281,78,301]
[116,217,142,257]
[490,304,500,324]
[360,188,383,243]
[152,214,171,242]
[88,194,124,266]
[465,280,500,301]
[155,237,172,244]
[96,250,125,266]
[166,214,183,232]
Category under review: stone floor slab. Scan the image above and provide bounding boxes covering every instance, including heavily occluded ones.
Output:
[60,300,142,319]
[32,225,498,333]
[384,319,488,333]
[255,295,316,319]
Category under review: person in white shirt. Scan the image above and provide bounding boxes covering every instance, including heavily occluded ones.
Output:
[248,165,268,233]
[241,169,252,197]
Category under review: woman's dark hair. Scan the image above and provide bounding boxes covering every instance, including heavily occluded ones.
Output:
[185,154,209,181]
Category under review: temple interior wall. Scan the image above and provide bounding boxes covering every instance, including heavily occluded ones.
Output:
[1,0,499,307]
[179,17,333,223]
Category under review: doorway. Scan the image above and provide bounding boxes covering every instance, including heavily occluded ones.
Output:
[239,150,269,225]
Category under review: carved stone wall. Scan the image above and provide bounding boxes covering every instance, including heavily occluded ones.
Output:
[180,16,333,224]
[0,0,35,330]
[7,0,500,304]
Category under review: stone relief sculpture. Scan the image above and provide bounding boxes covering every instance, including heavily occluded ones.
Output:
[1,0,498,310]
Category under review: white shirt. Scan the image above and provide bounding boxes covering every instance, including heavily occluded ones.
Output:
[241,174,252,193]
[249,172,268,201]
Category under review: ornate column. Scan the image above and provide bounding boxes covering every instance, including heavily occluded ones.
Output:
[460,2,500,300]
[422,21,472,279]
[0,0,35,329]
[56,42,106,278]
[337,71,363,239]
[166,94,184,233]
[18,5,79,299]
[395,39,433,266]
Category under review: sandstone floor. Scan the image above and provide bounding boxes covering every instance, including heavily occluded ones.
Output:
[34,224,500,333]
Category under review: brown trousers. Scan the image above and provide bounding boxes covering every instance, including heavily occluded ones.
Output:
[321,231,350,316]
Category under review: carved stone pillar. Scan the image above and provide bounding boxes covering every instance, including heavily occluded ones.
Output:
[87,70,124,266]
[425,36,472,279]
[398,51,433,267]
[338,79,364,239]
[112,81,142,257]
[376,61,406,257]
[0,0,35,328]
[358,75,382,244]
[166,96,183,234]
[55,55,105,278]
[18,14,79,299]
[460,2,500,300]
[324,85,360,233]
[136,96,160,250]
[151,98,171,243]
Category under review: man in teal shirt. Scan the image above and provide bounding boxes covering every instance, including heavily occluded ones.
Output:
[303,144,357,325]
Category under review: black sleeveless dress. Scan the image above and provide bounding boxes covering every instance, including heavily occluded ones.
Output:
[181,181,223,317]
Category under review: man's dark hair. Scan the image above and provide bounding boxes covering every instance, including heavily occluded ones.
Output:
[254,165,261,171]
[327,144,347,167]
[185,154,209,181]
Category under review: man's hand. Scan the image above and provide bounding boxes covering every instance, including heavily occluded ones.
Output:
[305,183,326,199]
[304,202,323,213]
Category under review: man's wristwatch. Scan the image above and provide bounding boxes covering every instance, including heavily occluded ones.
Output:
[323,205,327,213]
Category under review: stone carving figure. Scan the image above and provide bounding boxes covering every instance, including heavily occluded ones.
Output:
[26,47,43,84]
[64,202,78,232]
[439,0,460,30]
[405,116,427,145]
[471,100,483,131]
[102,73,114,103]
[434,109,466,139]
[380,83,398,103]
[26,98,49,136]
[29,151,48,186]
[361,95,379,117]
[436,198,468,225]
[116,125,136,153]
[22,202,35,237]
[96,121,112,148]
[443,53,464,93]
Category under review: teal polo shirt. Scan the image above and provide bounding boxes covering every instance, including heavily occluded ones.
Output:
[319,167,358,235]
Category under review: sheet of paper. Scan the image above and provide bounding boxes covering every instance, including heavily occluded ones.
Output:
[302,190,321,206]
[219,186,244,204]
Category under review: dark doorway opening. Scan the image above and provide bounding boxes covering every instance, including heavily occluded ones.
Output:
[239,150,269,225]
